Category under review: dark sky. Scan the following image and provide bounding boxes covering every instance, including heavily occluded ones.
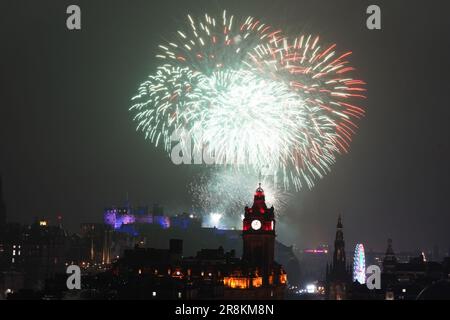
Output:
[1,0,449,253]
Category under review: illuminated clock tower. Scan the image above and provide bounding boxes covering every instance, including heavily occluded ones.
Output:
[242,184,275,285]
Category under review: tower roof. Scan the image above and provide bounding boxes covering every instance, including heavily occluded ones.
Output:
[252,183,267,211]
[334,215,345,246]
[254,183,265,199]
[383,238,397,267]
[337,214,343,229]
[331,214,347,277]
[255,182,264,195]
[386,238,395,255]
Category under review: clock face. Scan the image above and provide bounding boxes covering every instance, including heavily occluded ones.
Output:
[251,219,262,230]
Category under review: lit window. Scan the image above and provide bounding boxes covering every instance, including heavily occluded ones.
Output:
[12,250,16,256]
[223,277,250,289]
[252,277,263,288]
[178,292,182,299]
[152,291,156,297]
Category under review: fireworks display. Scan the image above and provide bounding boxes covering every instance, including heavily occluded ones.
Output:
[130,11,366,190]
[189,169,290,225]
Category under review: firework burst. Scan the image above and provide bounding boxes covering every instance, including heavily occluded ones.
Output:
[130,11,366,190]
[189,169,290,218]
[156,11,282,74]
[244,34,367,188]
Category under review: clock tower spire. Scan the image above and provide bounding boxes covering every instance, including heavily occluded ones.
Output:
[242,184,276,285]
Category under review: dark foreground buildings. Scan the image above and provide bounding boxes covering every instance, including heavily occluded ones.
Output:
[2,170,449,300]
[112,184,287,299]
[324,216,450,300]
[1,182,288,300]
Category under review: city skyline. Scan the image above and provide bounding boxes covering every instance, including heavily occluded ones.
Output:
[1,0,450,254]
[1,182,448,300]
[0,178,447,258]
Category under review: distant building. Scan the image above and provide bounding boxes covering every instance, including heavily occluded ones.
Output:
[325,215,352,300]
[6,220,69,291]
[380,239,450,300]
[170,213,202,230]
[104,202,170,231]
[383,238,397,274]
[114,240,237,299]
[341,239,450,300]
[432,245,441,262]
[275,242,301,286]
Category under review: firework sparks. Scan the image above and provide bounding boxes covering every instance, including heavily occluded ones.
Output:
[189,169,290,219]
[130,11,366,190]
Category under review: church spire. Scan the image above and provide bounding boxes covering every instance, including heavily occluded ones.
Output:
[327,215,351,300]
[383,238,397,273]
[385,238,394,255]
[335,214,344,242]
[337,214,343,229]
[333,215,346,267]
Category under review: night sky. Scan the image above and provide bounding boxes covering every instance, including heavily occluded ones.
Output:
[1,0,449,253]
